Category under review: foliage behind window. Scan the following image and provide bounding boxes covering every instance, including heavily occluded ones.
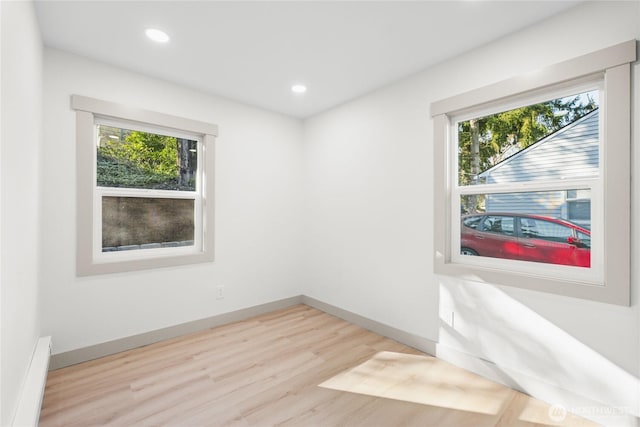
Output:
[97,125,197,191]
[457,91,598,187]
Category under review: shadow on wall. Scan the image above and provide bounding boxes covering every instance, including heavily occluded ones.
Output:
[437,276,639,425]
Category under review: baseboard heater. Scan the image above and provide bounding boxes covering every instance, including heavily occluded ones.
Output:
[13,336,52,427]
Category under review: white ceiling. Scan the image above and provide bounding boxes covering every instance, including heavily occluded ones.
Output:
[34,1,581,118]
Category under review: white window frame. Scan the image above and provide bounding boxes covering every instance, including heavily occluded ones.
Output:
[72,95,217,276]
[431,40,635,305]
[451,80,604,286]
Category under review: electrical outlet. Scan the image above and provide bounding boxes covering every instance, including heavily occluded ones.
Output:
[442,310,455,328]
[216,285,225,300]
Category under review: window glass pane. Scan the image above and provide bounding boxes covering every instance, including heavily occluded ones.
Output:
[568,200,590,222]
[457,90,599,186]
[102,197,194,252]
[460,190,591,268]
[97,125,197,191]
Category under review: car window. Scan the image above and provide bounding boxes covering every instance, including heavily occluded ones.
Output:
[520,218,572,243]
[577,231,591,249]
[462,216,483,230]
[481,215,514,236]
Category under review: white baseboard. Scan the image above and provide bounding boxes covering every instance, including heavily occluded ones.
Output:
[13,336,52,427]
[436,344,639,427]
[300,295,437,356]
[50,296,303,369]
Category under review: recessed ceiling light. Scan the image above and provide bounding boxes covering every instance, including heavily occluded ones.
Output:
[291,84,307,94]
[145,28,170,43]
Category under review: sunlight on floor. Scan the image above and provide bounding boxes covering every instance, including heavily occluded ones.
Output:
[319,351,514,416]
[320,351,602,426]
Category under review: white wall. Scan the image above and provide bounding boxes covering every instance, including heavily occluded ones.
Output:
[302,1,640,424]
[41,49,304,354]
[0,1,43,425]
[32,1,640,425]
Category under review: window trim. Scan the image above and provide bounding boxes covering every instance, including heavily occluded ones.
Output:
[72,95,217,276]
[431,40,635,305]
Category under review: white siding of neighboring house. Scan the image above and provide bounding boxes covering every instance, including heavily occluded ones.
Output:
[480,109,598,227]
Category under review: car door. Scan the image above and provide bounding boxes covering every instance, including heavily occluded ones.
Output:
[517,217,588,267]
[473,215,519,260]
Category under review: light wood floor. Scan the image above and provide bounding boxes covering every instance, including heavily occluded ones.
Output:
[40,304,599,426]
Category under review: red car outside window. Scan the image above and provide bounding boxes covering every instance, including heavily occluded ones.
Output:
[461,213,590,268]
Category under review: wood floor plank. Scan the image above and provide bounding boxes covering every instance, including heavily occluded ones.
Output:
[40,304,599,427]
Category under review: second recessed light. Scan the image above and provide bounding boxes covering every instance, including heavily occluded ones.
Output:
[291,84,307,94]
[146,28,170,43]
